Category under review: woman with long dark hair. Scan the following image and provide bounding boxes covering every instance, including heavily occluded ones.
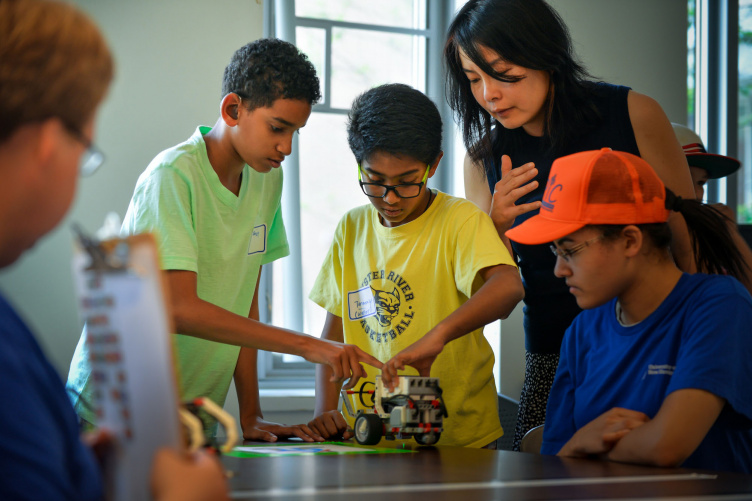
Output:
[444,0,697,450]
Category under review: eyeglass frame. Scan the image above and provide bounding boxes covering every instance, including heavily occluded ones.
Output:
[549,235,604,262]
[357,164,430,199]
[62,121,105,177]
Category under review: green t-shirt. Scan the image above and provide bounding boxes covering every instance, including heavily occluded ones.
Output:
[310,191,516,447]
[67,126,289,427]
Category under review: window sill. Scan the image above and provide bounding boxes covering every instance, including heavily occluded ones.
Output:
[259,388,315,412]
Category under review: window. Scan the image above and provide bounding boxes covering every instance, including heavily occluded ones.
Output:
[688,0,697,128]
[738,0,752,221]
[692,0,749,221]
[258,0,459,387]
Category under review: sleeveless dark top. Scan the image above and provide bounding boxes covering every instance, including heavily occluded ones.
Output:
[483,82,639,353]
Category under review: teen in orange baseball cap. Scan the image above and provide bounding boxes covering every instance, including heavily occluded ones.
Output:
[509,148,752,474]
[670,123,752,294]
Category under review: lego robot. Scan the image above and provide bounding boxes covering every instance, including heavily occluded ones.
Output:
[342,376,447,446]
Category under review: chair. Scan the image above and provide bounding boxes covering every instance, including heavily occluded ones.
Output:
[495,393,519,451]
[520,424,544,454]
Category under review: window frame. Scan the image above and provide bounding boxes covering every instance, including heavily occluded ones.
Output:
[694,0,740,207]
[258,0,458,388]
[693,0,752,247]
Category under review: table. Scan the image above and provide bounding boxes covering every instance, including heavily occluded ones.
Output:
[223,442,752,500]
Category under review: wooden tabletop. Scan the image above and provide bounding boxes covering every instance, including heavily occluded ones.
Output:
[223,441,752,500]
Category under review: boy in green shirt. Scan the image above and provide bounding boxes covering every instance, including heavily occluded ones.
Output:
[68,39,380,440]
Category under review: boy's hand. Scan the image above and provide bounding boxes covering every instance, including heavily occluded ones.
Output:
[304,339,382,390]
[242,416,324,443]
[381,332,445,389]
[308,410,353,440]
[490,156,541,234]
[558,407,649,458]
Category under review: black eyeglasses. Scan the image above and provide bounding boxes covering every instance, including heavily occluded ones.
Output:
[358,165,430,199]
[63,123,105,177]
[549,235,604,262]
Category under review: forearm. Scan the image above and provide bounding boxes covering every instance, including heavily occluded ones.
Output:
[235,277,263,428]
[604,420,685,467]
[314,364,343,416]
[628,91,696,273]
[554,420,661,463]
[562,391,724,467]
[173,296,315,355]
[315,313,346,416]
[234,347,262,430]
[432,265,523,344]
[607,390,723,467]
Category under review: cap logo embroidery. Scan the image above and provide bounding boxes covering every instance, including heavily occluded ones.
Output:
[541,174,562,211]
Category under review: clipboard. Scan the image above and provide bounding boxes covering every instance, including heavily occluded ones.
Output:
[71,227,182,501]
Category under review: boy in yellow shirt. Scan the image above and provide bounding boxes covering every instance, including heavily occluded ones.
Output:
[308,84,524,447]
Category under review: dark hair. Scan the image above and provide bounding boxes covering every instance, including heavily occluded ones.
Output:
[595,190,750,282]
[222,38,321,111]
[444,0,599,164]
[347,83,443,165]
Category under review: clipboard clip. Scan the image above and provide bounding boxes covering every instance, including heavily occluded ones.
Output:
[72,223,130,273]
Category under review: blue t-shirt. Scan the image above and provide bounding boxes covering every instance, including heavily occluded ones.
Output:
[541,273,752,473]
[483,82,640,353]
[0,292,103,500]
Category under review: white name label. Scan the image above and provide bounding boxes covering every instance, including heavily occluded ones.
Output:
[247,224,268,255]
[347,286,376,321]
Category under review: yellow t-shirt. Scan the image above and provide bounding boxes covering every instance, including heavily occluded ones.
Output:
[310,191,516,447]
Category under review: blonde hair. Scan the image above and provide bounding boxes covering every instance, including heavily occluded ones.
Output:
[0,0,114,141]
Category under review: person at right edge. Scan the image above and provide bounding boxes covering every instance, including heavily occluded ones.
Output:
[672,122,752,294]
[444,0,697,450]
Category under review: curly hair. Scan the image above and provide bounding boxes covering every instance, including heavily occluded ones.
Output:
[0,0,114,142]
[222,38,321,111]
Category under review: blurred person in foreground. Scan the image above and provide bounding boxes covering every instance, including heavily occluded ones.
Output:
[0,0,228,499]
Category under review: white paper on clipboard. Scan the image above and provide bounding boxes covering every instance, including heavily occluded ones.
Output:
[72,232,181,501]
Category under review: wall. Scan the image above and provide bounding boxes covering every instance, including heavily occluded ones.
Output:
[0,0,687,426]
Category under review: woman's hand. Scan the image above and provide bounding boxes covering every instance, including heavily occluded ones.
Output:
[489,155,542,235]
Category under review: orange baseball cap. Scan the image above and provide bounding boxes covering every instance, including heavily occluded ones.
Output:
[505,148,670,245]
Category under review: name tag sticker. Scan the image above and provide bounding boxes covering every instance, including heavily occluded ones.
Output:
[247,224,267,255]
[347,286,376,321]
